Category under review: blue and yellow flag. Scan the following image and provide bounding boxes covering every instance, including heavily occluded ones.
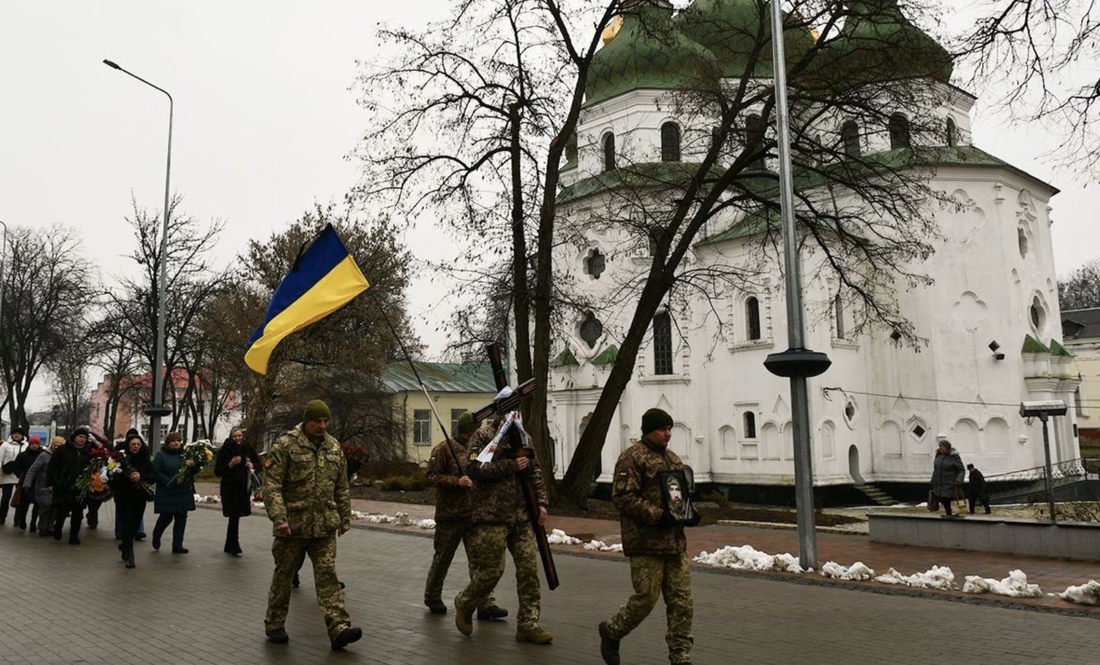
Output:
[245,224,370,375]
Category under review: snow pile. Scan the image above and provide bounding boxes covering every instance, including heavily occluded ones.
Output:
[194,494,220,504]
[583,540,623,552]
[820,561,875,581]
[349,510,434,528]
[1057,580,1100,605]
[548,529,583,545]
[414,518,436,530]
[874,565,955,590]
[694,545,804,574]
[962,570,1042,598]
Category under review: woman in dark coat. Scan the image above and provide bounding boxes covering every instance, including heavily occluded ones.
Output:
[46,427,93,544]
[109,433,156,568]
[931,439,966,517]
[214,427,260,555]
[152,432,199,553]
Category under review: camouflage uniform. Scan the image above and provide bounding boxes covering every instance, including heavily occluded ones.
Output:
[263,424,353,641]
[455,421,548,633]
[605,436,694,665]
[423,429,497,611]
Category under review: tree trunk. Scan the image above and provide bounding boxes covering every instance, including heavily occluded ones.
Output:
[509,101,533,386]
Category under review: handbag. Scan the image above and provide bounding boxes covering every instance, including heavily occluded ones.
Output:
[9,482,23,509]
[927,490,939,511]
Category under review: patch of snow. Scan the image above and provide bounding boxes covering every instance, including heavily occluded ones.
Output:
[1057,580,1100,605]
[873,565,955,590]
[548,529,582,545]
[195,494,220,504]
[962,570,1042,598]
[349,510,433,528]
[694,545,804,574]
[820,561,875,580]
[582,540,623,552]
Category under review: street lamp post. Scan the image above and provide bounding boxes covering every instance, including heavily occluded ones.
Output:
[103,59,174,455]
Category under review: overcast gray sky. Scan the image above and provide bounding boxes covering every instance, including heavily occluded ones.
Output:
[1,1,1093,412]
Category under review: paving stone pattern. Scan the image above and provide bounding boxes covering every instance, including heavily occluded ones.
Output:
[0,502,1097,665]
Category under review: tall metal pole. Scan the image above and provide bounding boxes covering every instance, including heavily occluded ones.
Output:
[768,1,818,569]
[103,59,174,455]
[1039,414,1058,524]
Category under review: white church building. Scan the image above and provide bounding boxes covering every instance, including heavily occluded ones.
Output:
[544,0,1079,500]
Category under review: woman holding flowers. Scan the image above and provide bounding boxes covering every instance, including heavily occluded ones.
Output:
[215,427,260,556]
[109,433,156,568]
[46,427,93,545]
[152,432,201,553]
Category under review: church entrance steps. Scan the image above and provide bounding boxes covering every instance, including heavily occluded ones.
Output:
[854,483,900,506]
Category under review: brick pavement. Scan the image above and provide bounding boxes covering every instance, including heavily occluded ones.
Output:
[0,493,1095,665]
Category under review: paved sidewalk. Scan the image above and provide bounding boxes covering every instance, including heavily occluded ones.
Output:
[0,497,1096,665]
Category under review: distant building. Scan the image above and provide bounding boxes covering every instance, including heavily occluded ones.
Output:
[1063,308,1100,445]
[382,362,498,464]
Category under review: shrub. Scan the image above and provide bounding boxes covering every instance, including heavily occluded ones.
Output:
[378,474,429,492]
[700,490,731,509]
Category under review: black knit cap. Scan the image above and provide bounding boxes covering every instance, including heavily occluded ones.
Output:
[641,408,674,435]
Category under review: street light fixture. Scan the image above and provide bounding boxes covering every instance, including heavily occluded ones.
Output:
[103,59,174,455]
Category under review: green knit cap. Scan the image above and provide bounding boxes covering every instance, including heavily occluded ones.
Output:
[456,412,477,436]
[303,399,331,422]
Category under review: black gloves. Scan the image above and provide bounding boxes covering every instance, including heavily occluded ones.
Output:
[657,511,678,528]
[685,509,702,527]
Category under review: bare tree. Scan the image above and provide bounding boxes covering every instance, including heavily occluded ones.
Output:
[48,334,94,434]
[955,0,1100,176]
[0,224,98,430]
[1059,258,1100,311]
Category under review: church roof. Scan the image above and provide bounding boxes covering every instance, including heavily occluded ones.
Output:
[1062,308,1100,342]
[556,161,726,204]
[679,0,816,79]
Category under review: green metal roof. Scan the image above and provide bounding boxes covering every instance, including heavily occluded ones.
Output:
[550,348,580,367]
[586,3,719,107]
[680,0,816,79]
[556,161,727,204]
[1049,339,1074,358]
[1022,335,1049,354]
[592,345,619,365]
[382,362,498,394]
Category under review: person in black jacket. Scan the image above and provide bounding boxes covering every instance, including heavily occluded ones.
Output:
[113,429,148,542]
[46,427,93,544]
[967,463,992,514]
[109,434,156,568]
[12,435,43,531]
[215,427,260,555]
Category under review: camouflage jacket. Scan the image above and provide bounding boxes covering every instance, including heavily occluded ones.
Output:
[612,438,687,557]
[262,424,351,539]
[466,422,547,525]
[424,428,490,523]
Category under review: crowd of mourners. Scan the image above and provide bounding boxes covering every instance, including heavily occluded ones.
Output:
[0,424,258,569]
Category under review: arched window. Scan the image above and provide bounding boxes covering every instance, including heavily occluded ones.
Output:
[743,412,757,439]
[579,311,604,349]
[661,122,681,162]
[584,248,606,279]
[745,114,765,170]
[653,312,673,375]
[945,117,957,147]
[746,296,761,341]
[602,132,616,172]
[889,113,910,149]
[835,294,846,340]
[841,121,860,158]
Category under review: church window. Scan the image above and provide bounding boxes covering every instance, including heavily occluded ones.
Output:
[413,409,431,446]
[603,132,616,172]
[841,121,860,158]
[1029,296,1046,332]
[1018,227,1029,258]
[653,312,673,375]
[565,132,578,164]
[889,113,910,149]
[745,114,765,170]
[743,412,757,439]
[746,296,761,341]
[910,423,927,440]
[661,122,681,162]
[844,398,858,425]
[580,311,604,349]
[584,248,606,279]
[945,117,957,147]
[834,294,846,340]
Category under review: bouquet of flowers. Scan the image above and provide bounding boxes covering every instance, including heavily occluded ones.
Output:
[76,444,115,501]
[106,450,155,499]
[170,442,215,485]
[341,442,371,481]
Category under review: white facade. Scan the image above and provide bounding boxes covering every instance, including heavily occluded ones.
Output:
[548,68,1077,490]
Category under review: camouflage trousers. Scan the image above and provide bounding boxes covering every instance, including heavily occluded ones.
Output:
[605,554,693,664]
[456,522,541,630]
[424,520,496,610]
[265,534,351,640]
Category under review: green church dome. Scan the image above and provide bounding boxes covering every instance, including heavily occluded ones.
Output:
[811,0,953,85]
[680,0,817,79]
[585,2,719,107]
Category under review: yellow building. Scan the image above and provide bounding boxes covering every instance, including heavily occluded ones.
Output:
[383,362,498,464]
[1064,309,1100,448]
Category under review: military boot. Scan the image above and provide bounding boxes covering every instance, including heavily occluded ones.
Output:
[515,626,553,644]
[454,596,474,635]
[599,621,620,665]
[477,605,508,620]
[425,598,448,614]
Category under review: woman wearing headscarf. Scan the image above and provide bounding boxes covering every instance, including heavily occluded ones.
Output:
[152,432,199,553]
[109,433,156,568]
[114,429,148,542]
[215,427,260,555]
[931,439,966,518]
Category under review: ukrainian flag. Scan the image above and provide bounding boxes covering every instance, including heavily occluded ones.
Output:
[244,224,369,375]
